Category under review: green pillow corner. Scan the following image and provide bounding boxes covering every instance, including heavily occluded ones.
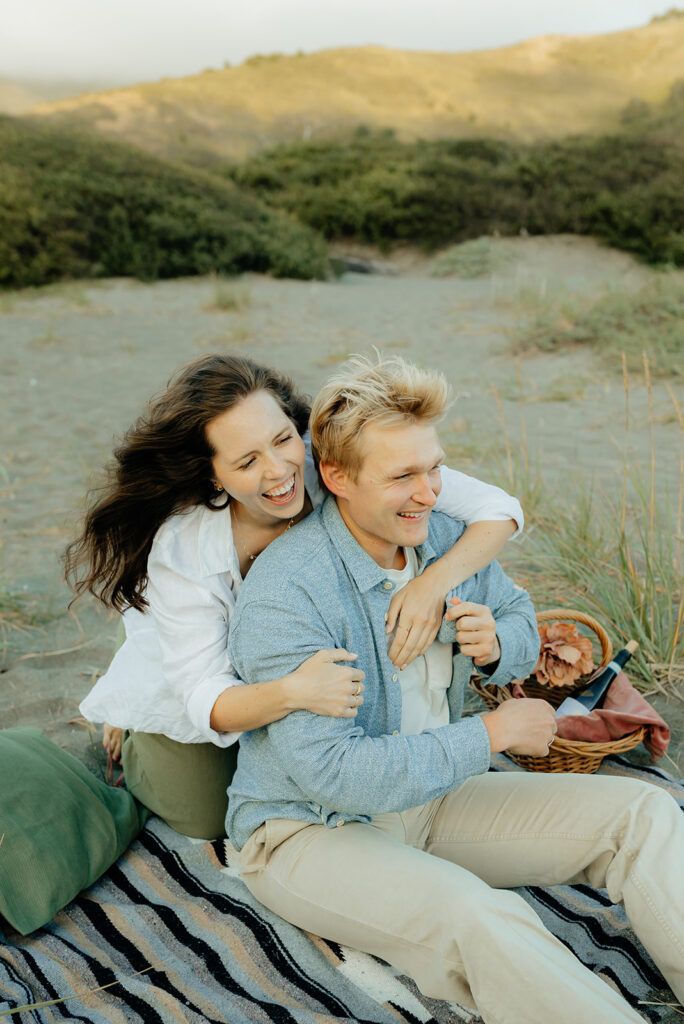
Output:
[0,726,147,935]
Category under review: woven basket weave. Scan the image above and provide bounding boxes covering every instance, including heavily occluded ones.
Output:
[470,609,646,773]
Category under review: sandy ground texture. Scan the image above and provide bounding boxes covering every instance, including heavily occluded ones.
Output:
[1,235,682,780]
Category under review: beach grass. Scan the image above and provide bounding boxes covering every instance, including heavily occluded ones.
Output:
[431,237,515,279]
[509,274,684,377]
[497,360,683,693]
[207,278,252,312]
[502,371,590,404]
[0,582,35,663]
[0,280,94,310]
[0,466,39,656]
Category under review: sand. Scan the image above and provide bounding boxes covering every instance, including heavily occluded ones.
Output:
[1,235,682,777]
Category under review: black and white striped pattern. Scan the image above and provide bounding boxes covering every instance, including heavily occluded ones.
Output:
[1,757,682,1023]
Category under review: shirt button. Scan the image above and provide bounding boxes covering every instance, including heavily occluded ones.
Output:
[392,673,398,682]
[392,730,399,735]
[336,820,345,828]
[383,582,393,590]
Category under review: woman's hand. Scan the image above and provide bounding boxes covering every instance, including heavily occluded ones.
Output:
[103,723,123,761]
[387,563,452,669]
[287,649,365,718]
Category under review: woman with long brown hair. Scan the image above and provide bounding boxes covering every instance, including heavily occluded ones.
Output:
[67,353,523,839]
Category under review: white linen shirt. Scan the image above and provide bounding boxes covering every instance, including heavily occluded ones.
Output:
[80,439,523,745]
[384,547,453,735]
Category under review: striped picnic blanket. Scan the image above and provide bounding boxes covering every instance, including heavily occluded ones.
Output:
[1,755,682,1024]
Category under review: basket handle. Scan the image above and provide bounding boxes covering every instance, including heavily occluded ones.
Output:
[535,608,613,670]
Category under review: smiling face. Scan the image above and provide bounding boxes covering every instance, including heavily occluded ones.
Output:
[206,390,306,527]
[321,419,444,569]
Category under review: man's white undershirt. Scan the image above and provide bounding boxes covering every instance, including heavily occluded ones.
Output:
[384,548,453,735]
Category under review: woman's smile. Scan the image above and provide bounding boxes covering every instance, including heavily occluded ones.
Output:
[262,474,297,506]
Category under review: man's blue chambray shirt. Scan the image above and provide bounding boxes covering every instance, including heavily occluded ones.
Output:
[226,498,540,850]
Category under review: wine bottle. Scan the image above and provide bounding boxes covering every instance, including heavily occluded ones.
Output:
[565,640,639,713]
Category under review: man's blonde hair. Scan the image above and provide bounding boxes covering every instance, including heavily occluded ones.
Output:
[310,353,452,478]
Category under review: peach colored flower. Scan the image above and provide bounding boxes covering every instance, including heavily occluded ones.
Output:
[534,622,595,688]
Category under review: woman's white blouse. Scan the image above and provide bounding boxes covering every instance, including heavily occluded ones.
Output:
[79,444,523,746]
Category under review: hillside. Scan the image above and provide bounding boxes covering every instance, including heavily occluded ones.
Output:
[0,116,327,288]
[28,17,684,164]
[222,83,684,268]
[0,75,121,115]
[0,76,49,114]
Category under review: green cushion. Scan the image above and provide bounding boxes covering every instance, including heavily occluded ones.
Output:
[0,727,146,935]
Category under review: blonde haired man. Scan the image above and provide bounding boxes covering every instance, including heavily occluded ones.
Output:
[226,355,684,1024]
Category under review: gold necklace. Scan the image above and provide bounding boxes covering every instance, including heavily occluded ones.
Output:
[231,506,297,563]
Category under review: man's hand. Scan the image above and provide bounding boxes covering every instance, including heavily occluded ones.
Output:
[386,567,448,670]
[483,698,557,757]
[445,596,500,666]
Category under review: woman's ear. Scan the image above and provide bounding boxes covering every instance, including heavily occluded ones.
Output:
[319,461,348,498]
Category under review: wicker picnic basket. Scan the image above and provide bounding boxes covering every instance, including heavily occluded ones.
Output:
[470,608,647,773]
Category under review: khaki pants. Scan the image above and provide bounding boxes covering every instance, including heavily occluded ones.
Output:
[239,771,684,1024]
[108,624,238,841]
[121,730,238,840]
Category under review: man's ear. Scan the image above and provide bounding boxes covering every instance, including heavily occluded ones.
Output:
[319,461,349,498]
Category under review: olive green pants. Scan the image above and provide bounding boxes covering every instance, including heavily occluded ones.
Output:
[121,730,238,840]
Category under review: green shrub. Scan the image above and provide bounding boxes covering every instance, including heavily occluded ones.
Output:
[261,214,329,279]
[0,116,328,288]
[223,85,684,266]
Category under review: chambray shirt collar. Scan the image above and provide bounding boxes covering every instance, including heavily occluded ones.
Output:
[320,497,437,593]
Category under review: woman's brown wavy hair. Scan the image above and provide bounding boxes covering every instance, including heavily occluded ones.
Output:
[64,353,310,612]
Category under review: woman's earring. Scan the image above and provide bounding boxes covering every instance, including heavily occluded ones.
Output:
[213,481,223,493]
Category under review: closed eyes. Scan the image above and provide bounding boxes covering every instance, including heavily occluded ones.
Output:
[239,433,293,470]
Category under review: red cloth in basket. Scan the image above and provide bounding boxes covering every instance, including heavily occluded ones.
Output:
[554,672,670,760]
[511,672,670,760]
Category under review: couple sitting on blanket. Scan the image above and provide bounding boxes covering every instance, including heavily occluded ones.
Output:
[72,353,684,1024]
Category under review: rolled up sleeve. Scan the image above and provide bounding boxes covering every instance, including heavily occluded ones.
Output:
[435,466,524,536]
[146,550,243,746]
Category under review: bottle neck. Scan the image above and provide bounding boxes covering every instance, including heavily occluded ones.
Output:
[605,646,634,673]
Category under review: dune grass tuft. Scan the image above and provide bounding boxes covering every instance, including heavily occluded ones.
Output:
[431,237,515,279]
[207,279,251,312]
[509,275,684,377]
[497,362,683,692]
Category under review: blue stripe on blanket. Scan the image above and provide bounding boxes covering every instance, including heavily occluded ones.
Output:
[1,756,682,1023]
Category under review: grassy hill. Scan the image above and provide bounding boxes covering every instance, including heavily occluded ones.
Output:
[0,116,328,288]
[225,85,684,267]
[0,77,50,115]
[0,76,122,115]
[29,16,684,164]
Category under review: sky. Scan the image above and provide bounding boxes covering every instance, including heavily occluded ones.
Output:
[2,0,683,85]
